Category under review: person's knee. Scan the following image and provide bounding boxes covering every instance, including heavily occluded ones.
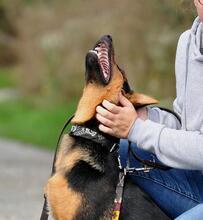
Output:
[175,204,203,220]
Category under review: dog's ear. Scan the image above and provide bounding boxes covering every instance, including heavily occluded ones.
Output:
[124,92,159,107]
[119,70,158,107]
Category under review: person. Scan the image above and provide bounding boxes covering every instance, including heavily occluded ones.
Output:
[95,0,203,219]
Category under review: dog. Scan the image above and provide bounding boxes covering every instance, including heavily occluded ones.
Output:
[45,35,170,220]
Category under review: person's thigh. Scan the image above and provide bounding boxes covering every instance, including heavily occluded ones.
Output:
[175,204,203,220]
[119,139,203,219]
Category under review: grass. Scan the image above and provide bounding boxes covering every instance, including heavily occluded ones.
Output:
[0,99,77,149]
[0,67,77,150]
[0,68,16,88]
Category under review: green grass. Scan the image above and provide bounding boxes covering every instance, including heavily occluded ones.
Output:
[0,68,16,88]
[0,99,77,149]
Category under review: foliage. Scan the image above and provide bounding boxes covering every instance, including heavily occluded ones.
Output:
[13,0,195,102]
[0,0,19,65]
[0,0,196,147]
[0,68,16,88]
[0,0,195,100]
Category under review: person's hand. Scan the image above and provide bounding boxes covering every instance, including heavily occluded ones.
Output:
[96,93,138,138]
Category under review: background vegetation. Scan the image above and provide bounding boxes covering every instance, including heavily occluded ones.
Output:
[0,0,195,149]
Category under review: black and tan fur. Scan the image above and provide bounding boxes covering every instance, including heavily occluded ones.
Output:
[45,35,170,220]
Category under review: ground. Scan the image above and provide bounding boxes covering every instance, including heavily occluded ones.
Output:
[0,138,52,220]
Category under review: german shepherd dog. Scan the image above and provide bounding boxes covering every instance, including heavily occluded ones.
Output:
[45,35,170,220]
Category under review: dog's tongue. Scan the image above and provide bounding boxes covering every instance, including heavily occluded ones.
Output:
[71,72,123,125]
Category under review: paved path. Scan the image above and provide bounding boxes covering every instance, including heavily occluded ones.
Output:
[0,138,53,220]
[0,88,20,102]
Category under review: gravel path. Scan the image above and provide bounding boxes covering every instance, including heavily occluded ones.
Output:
[0,88,20,102]
[0,138,53,220]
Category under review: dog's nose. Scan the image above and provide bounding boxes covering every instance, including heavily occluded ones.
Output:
[106,35,112,41]
[101,35,112,42]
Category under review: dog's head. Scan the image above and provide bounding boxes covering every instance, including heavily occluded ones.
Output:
[71,35,158,124]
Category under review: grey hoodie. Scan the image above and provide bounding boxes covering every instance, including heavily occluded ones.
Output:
[128,17,203,170]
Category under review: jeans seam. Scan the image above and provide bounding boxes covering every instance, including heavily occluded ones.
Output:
[130,173,201,203]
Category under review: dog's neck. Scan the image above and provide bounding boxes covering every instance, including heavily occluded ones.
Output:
[69,120,119,173]
[70,119,119,153]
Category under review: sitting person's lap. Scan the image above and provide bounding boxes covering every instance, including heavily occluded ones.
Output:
[175,204,203,220]
[119,139,203,219]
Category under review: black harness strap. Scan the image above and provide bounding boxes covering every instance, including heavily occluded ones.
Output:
[40,115,75,220]
[157,107,181,125]
[51,115,75,174]
[126,106,182,172]
[69,125,119,151]
[40,195,49,220]
[128,141,170,171]
[40,115,119,220]
[200,23,203,55]
[40,107,180,219]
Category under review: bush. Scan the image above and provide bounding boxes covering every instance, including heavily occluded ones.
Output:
[11,0,196,102]
[0,1,19,65]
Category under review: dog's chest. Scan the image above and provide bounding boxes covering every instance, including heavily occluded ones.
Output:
[46,136,119,220]
[65,159,119,220]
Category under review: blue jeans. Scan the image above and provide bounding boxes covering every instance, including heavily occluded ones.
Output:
[119,139,203,219]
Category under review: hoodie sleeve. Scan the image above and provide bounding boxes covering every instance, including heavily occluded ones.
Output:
[128,119,203,170]
[147,101,181,130]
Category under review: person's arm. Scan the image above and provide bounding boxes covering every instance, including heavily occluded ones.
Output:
[96,94,203,170]
[128,119,203,170]
[138,96,182,130]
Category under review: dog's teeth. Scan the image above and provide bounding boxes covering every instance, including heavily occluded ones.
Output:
[100,58,107,63]
[89,50,98,55]
[103,71,108,79]
[96,46,102,51]
[98,52,108,58]
[102,62,108,67]
[99,54,108,60]
[102,63,107,68]
[103,61,109,67]
[94,44,110,81]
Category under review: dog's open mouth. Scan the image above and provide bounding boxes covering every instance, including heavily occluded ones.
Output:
[85,35,113,85]
[89,42,111,82]
[72,35,159,125]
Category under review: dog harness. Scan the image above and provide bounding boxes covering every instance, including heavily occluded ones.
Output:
[112,172,125,220]
[40,122,170,220]
[69,125,119,152]
[70,125,127,220]
[70,125,124,220]
[40,119,120,220]
[40,106,180,220]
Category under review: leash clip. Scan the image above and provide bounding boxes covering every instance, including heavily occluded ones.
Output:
[126,166,154,174]
[117,154,123,170]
